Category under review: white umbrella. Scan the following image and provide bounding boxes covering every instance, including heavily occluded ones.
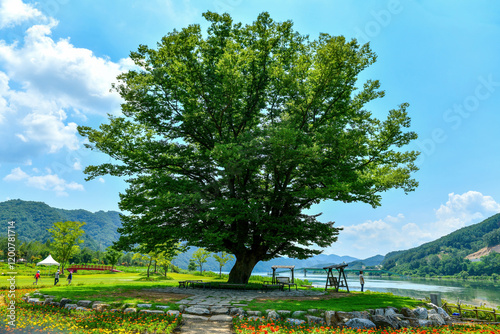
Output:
[37,254,60,278]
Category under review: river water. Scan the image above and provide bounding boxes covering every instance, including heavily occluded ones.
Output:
[251,272,500,308]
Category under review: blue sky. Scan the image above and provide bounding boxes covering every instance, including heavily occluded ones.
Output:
[1,0,499,259]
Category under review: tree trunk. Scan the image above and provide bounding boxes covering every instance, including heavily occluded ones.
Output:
[147,257,153,278]
[227,253,260,284]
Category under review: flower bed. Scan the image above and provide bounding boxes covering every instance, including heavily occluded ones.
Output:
[233,317,500,334]
[0,289,181,333]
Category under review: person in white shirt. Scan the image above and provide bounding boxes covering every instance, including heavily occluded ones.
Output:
[359,271,365,292]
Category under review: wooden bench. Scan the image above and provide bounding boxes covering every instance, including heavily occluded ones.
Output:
[178,281,187,288]
[191,281,212,289]
[276,277,297,291]
[262,283,283,291]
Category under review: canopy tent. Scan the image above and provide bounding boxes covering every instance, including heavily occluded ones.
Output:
[36,254,60,277]
[37,254,59,266]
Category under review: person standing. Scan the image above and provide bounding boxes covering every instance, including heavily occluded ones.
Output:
[54,270,60,285]
[67,271,73,285]
[359,271,365,292]
[33,270,40,285]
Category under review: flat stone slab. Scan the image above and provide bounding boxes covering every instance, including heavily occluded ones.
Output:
[77,300,93,307]
[137,303,152,308]
[182,314,210,321]
[186,306,211,315]
[156,305,170,310]
[209,315,233,322]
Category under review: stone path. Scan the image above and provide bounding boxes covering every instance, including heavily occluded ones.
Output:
[149,287,326,333]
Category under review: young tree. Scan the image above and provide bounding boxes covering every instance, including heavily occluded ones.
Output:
[48,221,85,273]
[188,259,197,272]
[192,248,211,274]
[104,247,122,270]
[213,252,234,278]
[79,12,419,283]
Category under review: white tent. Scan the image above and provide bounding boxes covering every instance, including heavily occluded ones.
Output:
[37,254,60,277]
[37,254,59,266]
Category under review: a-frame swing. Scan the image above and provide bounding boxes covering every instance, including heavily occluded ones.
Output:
[323,263,349,292]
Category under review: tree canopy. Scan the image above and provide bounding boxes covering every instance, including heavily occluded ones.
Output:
[78,12,419,283]
[48,221,85,272]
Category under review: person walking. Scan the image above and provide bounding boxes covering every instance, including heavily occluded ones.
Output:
[359,270,365,292]
[67,271,73,285]
[54,270,60,285]
[33,270,40,285]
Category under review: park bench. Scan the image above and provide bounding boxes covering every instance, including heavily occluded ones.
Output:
[190,281,212,289]
[276,276,297,291]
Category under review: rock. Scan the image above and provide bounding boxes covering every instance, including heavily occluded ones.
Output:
[277,310,291,316]
[230,308,245,316]
[400,307,415,318]
[33,293,42,297]
[418,319,433,327]
[75,307,89,312]
[267,310,281,320]
[166,310,180,317]
[436,307,451,321]
[156,305,170,310]
[336,311,354,323]
[428,313,446,326]
[43,298,54,305]
[59,298,72,308]
[137,303,152,308]
[210,315,233,322]
[385,308,397,317]
[182,314,209,320]
[211,307,229,314]
[178,305,187,313]
[64,304,78,310]
[92,303,110,312]
[139,310,164,314]
[77,300,93,308]
[307,308,318,313]
[124,308,137,313]
[351,311,370,319]
[371,315,400,329]
[246,310,262,316]
[292,310,307,318]
[35,301,44,305]
[325,311,336,327]
[374,308,385,316]
[91,301,104,307]
[305,315,325,325]
[185,306,210,315]
[27,298,39,304]
[345,318,376,329]
[413,307,428,320]
[247,316,261,321]
[286,318,306,325]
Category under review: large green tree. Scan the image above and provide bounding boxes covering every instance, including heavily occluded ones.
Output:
[48,221,85,273]
[79,12,419,284]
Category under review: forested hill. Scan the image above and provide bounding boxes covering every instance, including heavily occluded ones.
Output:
[0,199,122,250]
[382,213,500,277]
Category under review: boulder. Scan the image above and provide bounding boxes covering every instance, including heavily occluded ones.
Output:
[211,307,229,315]
[286,318,306,325]
[345,318,376,329]
[374,308,385,316]
[371,315,400,329]
[124,308,137,313]
[400,307,415,318]
[325,311,337,327]
[418,319,433,327]
[267,310,281,320]
[230,308,245,316]
[137,303,152,308]
[385,308,397,317]
[436,307,451,321]
[139,310,164,314]
[413,307,428,320]
[59,298,72,308]
[292,310,307,318]
[43,298,54,305]
[178,305,187,313]
[156,305,170,310]
[305,315,325,325]
[64,304,78,310]
[166,310,180,317]
[185,306,210,315]
[75,307,90,312]
[428,313,446,326]
[246,310,262,316]
[247,316,261,321]
[351,311,370,319]
[77,300,93,308]
[92,303,110,312]
[27,298,39,304]
[277,310,292,316]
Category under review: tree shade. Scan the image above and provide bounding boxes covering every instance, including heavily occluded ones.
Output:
[78,12,419,283]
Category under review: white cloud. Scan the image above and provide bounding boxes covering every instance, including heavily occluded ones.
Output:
[0,5,130,161]
[433,191,500,235]
[3,166,84,196]
[323,191,500,259]
[98,177,105,183]
[0,0,43,29]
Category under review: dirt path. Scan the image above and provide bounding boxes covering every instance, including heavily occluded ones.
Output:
[176,319,234,334]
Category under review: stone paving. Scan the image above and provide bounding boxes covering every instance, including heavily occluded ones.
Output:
[148,286,326,309]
